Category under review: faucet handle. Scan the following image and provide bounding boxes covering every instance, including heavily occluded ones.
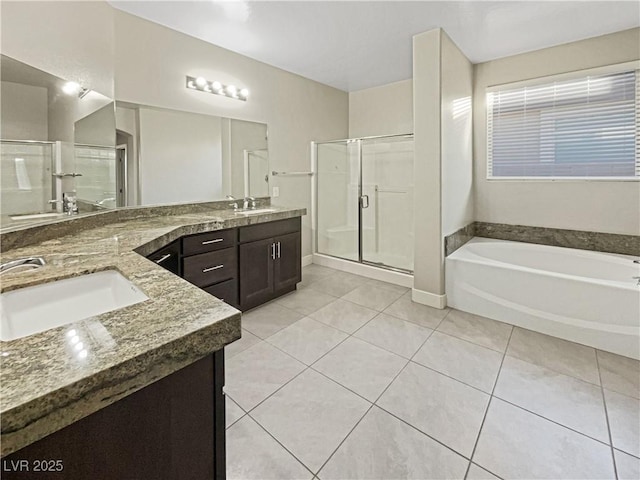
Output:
[245,196,257,209]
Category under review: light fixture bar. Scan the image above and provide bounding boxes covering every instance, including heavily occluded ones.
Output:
[186,75,249,101]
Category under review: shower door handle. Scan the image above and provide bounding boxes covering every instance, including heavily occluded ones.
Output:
[360,195,369,209]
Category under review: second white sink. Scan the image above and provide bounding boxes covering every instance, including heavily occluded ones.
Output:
[234,208,276,215]
[0,270,149,341]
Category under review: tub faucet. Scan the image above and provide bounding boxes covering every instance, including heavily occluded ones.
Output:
[0,257,46,274]
[634,260,640,264]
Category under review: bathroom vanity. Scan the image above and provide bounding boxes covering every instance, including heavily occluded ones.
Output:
[0,203,305,479]
[148,217,301,311]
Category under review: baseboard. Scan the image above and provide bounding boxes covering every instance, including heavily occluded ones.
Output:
[412,288,447,309]
[301,254,314,267]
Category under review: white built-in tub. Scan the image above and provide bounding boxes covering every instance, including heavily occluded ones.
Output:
[446,238,640,360]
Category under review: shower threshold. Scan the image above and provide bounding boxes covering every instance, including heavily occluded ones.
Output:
[312,253,413,288]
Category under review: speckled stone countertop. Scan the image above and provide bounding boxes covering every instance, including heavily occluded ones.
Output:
[0,204,306,456]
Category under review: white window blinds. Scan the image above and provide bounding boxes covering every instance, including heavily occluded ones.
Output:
[487,69,639,178]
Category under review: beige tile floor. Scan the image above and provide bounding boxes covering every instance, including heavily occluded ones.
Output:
[225,264,640,480]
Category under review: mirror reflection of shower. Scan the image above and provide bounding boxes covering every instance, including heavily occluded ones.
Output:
[245,148,269,197]
[1,54,116,229]
[315,133,414,273]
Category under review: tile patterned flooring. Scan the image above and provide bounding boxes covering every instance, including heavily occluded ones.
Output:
[225,264,640,480]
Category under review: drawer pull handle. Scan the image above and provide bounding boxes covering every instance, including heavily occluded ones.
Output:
[202,238,224,245]
[155,253,171,264]
[203,264,224,273]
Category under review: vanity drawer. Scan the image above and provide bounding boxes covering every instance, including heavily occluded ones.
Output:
[239,217,300,244]
[183,229,237,256]
[204,279,238,308]
[183,247,237,287]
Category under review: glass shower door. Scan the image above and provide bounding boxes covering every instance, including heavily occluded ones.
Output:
[360,135,414,272]
[316,140,360,262]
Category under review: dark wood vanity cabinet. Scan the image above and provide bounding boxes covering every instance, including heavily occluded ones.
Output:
[181,229,240,309]
[147,217,302,312]
[2,351,226,480]
[238,218,302,311]
[147,239,181,276]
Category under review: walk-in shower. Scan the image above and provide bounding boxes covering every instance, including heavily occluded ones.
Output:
[314,134,414,274]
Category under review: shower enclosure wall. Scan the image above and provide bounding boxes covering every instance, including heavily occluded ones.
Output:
[315,134,414,273]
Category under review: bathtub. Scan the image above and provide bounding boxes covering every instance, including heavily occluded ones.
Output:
[446,238,640,360]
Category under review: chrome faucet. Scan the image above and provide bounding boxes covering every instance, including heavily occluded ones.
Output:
[0,257,46,274]
[226,195,239,210]
[634,260,640,264]
[243,196,256,210]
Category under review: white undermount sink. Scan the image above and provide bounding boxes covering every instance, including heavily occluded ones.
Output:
[0,270,149,341]
[234,208,276,215]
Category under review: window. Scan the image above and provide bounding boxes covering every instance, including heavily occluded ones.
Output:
[487,66,639,179]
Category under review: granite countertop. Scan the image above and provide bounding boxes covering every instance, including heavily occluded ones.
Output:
[0,204,306,456]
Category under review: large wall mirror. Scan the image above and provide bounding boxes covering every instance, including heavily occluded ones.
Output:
[0,54,116,229]
[0,53,269,232]
[116,103,269,207]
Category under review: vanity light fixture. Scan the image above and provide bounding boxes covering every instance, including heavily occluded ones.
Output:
[186,75,249,101]
[62,81,91,99]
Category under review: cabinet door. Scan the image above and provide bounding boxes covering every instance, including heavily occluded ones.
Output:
[239,237,274,310]
[274,232,301,293]
[148,240,181,276]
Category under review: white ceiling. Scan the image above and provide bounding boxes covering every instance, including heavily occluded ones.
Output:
[110,1,640,92]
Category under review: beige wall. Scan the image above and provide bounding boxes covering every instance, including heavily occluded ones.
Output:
[349,79,413,138]
[412,29,442,301]
[474,28,640,236]
[412,29,473,307]
[0,82,48,140]
[1,1,114,98]
[114,10,348,257]
[441,33,473,237]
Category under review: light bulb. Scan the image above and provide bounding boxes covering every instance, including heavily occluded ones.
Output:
[239,88,249,98]
[62,82,80,95]
[226,85,237,96]
[195,76,207,87]
[212,81,222,91]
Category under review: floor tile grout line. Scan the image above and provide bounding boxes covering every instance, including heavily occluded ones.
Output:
[372,356,412,405]
[595,350,619,480]
[492,395,614,448]
[506,325,603,387]
[244,409,317,478]
[373,401,476,463]
[240,360,310,415]
[464,325,514,479]
[350,322,435,362]
[312,404,375,477]
[409,359,496,396]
